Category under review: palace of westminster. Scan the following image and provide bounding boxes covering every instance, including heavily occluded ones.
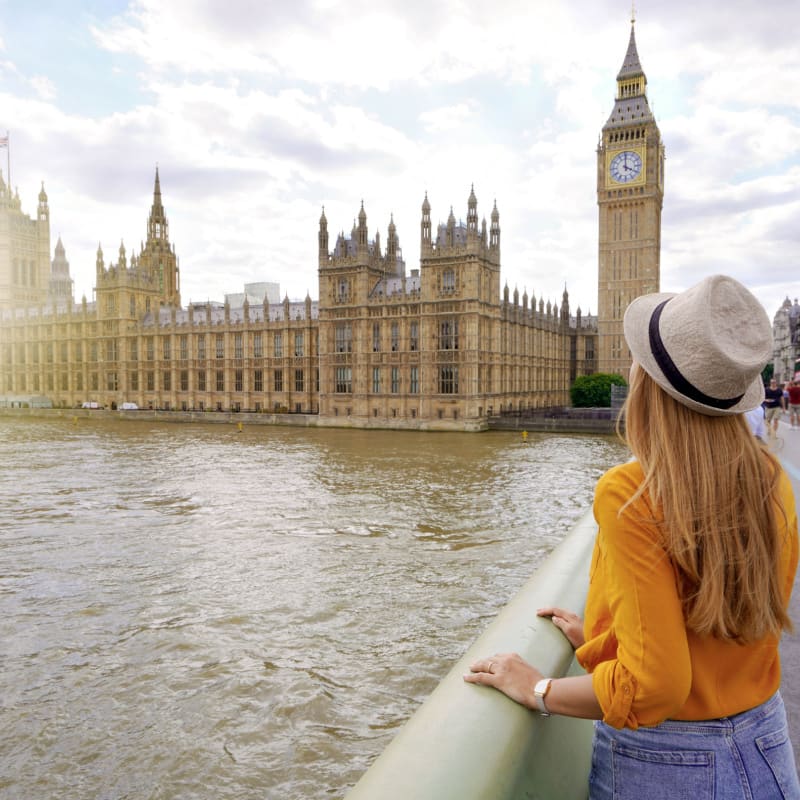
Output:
[0,24,666,430]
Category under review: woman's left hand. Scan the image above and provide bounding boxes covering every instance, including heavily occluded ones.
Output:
[463,652,543,709]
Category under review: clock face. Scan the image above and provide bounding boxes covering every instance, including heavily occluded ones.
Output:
[609,150,643,183]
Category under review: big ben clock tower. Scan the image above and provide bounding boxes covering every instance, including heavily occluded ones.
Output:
[597,16,664,378]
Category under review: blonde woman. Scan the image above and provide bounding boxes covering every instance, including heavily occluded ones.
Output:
[465,275,799,799]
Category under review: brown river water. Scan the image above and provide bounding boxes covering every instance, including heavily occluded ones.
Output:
[0,415,628,799]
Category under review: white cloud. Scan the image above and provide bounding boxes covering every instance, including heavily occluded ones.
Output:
[419,102,479,133]
[29,75,57,101]
[1,0,799,323]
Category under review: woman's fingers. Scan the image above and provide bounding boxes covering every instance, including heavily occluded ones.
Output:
[537,606,578,620]
[537,607,585,649]
[463,653,544,708]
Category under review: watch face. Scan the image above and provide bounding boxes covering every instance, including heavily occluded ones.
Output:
[609,150,643,183]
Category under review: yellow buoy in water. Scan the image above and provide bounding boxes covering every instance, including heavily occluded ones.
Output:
[237,421,243,432]
[522,430,528,441]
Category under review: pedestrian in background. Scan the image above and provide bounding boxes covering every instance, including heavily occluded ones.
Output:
[465,275,799,800]
[764,377,786,437]
[787,380,800,429]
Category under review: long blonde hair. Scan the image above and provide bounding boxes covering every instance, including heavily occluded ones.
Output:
[620,367,792,643]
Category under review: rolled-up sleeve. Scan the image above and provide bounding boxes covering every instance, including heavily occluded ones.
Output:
[576,466,692,729]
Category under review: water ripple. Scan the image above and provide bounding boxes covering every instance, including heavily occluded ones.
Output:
[0,417,627,799]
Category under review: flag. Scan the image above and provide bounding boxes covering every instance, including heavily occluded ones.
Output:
[0,135,7,147]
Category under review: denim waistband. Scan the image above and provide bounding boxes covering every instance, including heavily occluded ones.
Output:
[652,692,783,736]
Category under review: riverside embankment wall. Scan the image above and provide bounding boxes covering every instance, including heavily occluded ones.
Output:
[344,509,599,800]
[0,407,619,435]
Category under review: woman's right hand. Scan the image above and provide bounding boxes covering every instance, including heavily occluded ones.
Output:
[537,607,585,649]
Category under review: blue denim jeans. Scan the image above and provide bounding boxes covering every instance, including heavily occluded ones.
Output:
[588,692,800,799]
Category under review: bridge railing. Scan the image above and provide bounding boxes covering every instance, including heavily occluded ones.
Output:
[344,509,598,800]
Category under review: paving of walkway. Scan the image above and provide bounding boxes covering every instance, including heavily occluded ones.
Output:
[774,418,800,767]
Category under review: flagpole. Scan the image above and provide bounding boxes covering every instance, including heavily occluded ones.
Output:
[6,131,10,190]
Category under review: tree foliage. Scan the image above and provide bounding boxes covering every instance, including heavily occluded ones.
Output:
[570,373,627,408]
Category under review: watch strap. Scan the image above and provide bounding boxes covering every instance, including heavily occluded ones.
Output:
[533,677,553,716]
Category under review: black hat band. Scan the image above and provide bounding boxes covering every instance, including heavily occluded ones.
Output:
[648,300,744,410]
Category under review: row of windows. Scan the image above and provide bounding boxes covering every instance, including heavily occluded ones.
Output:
[4,368,319,395]
[3,321,573,369]
[171,332,306,360]
[608,125,645,140]
[1,331,313,364]
[335,366,457,395]
[606,187,646,199]
[5,364,571,398]
[336,271,457,300]
[334,320,458,353]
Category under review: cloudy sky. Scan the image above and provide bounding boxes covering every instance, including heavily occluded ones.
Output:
[1,0,798,318]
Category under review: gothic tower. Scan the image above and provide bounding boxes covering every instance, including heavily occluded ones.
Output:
[597,17,664,378]
[139,167,180,308]
[0,177,51,312]
[48,235,74,307]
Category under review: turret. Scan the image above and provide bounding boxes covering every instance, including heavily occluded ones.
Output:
[446,207,456,246]
[357,201,368,251]
[49,235,74,305]
[387,214,397,258]
[141,166,180,307]
[490,200,500,250]
[421,192,432,254]
[148,166,168,242]
[37,181,49,222]
[467,185,478,234]
[318,206,329,265]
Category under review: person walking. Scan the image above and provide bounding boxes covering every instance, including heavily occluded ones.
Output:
[764,377,786,437]
[787,380,800,429]
[464,275,799,800]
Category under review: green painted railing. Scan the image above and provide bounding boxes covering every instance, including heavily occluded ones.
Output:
[344,510,598,800]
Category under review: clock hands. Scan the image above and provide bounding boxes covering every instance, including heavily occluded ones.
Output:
[610,151,641,183]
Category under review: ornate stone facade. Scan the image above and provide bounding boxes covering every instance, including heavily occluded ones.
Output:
[597,21,664,379]
[315,190,596,426]
[772,297,800,382]
[0,172,51,313]
[0,173,596,428]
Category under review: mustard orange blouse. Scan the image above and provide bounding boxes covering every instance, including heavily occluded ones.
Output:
[575,460,798,730]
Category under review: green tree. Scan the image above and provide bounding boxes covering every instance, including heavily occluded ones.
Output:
[570,373,627,408]
[761,363,774,384]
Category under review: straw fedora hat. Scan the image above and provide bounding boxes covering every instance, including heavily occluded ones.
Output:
[623,274,772,416]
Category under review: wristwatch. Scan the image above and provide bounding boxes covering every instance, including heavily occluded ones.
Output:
[533,678,553,716]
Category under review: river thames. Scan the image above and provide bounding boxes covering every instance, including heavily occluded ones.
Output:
[0,416,628,799]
